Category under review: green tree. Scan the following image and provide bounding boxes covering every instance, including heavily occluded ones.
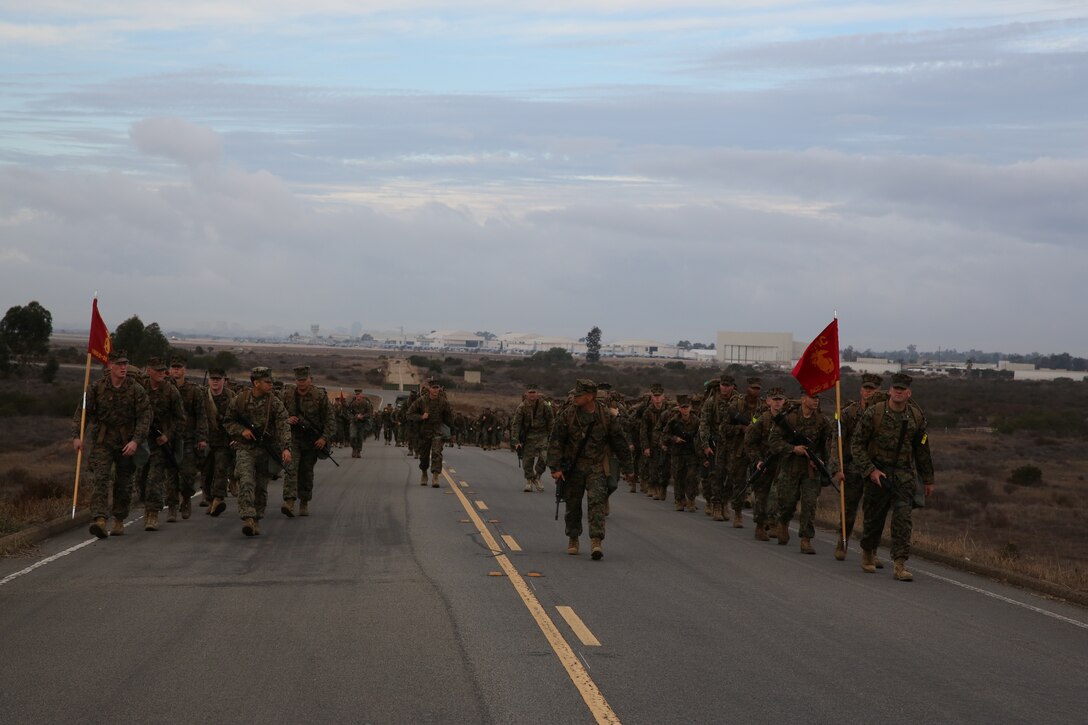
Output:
[111,316,173,366]
[112,316,145,358]
[585,326,602,364]
[134,323,172,365]
[41,356,60,383]
[0,300,53,369]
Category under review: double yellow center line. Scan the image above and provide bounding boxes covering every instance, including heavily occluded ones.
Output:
[441,469,620,725]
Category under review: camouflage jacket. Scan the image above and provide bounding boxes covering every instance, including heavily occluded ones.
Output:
[547,402,633,476]
[223,389,291,452]
[72,375,151,448]
[144,380,186,443]
[767,408,835,478]
[283,384,336,442]
[511,399,554,442]
[175,379,209,444]
[348,396,374,421]
[744,410,777,463]
[407,393,454,435]
[659,410,701,456]
[698,391,736,449]
[206,388,236,447]
[639,401,673,450]
[850,401,934,486]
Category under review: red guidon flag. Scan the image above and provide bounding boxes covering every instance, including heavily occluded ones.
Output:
[791,319,840,395]
[88,298,112,365]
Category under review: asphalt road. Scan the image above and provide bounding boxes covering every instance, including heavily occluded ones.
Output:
[2,439,1086,724]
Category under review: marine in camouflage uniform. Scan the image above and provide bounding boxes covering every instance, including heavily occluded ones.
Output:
[511,384,555,492]
[833,373,886,561]
[281,365,337,516]
[141,357,187,531]
[639,384,672,501]
[348,389,374,458]
[851,372,935,581]
[202,366,235,517]
[547,379,634,560]
[452,411,467,448]
[699,375,740,520]
[659,395,701,512]
[71,350,151,539]
[768,389,836,554]
[721,377,763,526]
[224,367,291,536]
[166,357,208,522]
[476,408,498,450]
[406,379,454,486]
[381,404,395,445]
[743,387,788,541]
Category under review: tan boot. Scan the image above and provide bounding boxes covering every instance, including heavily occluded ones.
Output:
[776,522,789,546]
[604,498,611,516]
[242,517,257,537]
[523,482,533,492]
[420,471,428,485]
[675,500,685,511]
[210,498,226,517]
[861,549,877,573]
[713,503,726,522]
[834,539,846,561]
[89,516,108,539]
[566,537,579,555]
[431,472,440,487]
[629,480,637,493]
[754,525,769,542]
[299,500,309,517]
[590,537,603,560]
[180,497,192,519]
[893,558,913,582]
[166,505,178,523]
[110,517,125,536]
[800,537,815,555]
[281,500,296,517]
[253,519,261,536]
[874,554,885,569]
[535,478,545,493]
[144,509,159,531]
[732,509,744,528]
[685,500,696,513]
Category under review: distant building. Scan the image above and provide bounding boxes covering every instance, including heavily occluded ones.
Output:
[492,332,586,355]
[715,331,796,366]
[605,339,677,357]
[420,330,486,349]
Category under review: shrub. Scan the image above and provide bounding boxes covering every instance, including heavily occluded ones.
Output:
[959,478,993,508]
[1008,465,1044,487]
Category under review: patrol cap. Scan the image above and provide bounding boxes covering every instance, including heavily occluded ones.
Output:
[649,383,664,395]
[767,386,786,399]
[169,356,186,368]
[353,388,363,394]
[746,377,762,387]
[800,386,820,398]
[525,383,539,391]
[719,375,736,386]
[573,379,598,396]
[597,382,612,391]
[427,377,442,388]
[861,373,883,389]
[704,377,720,389]
[146,356,167,371]
[676,394,691,406]
[108,349,129,364]
[293,365,311,379]
[250,366,273,381]
[208,366,226,379]
[890,372,913,389]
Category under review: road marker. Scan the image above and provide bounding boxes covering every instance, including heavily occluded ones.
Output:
[502,534,522,552]
[475,501,488,511]
[557,606,602,647]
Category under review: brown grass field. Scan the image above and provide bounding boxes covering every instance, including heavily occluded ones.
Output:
[2,344,1086,597]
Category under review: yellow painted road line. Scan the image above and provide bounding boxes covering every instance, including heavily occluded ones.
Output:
[475,500,489,511]
[556,606,602,647]
[501,534,522,552]
[441,469,620,725]
[460,480,469,487]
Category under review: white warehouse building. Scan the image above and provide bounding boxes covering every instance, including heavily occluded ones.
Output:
[715,331,800,366]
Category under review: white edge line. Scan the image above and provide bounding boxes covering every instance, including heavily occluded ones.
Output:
[917,567,1088,630]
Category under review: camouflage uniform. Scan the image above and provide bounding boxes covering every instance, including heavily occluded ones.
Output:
[723,393,761,519]
[283,371,337,505]
[700,382,741,515]
[202,381,236,507]
[835,375,888,547]
[348,392,374,457]
[72,366,151,525]
[167,368,209,518]
[477,409,498,450]
[744,403,782,537]
[639,394,672,500]
[406,386,454,479]
[659,399,701,510]
[852,379,934,564]
[381,405,395,444]
[142,370,187,517]
[224,376,291,526]
[547,383,633,545]
[768,401,835,547]
[511,394,555,488]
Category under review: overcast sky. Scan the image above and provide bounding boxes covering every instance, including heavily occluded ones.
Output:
[1,2,1086,355]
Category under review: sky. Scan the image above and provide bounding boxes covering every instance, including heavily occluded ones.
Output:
[1,1,1086,355]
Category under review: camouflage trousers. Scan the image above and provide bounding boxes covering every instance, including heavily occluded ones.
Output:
[842,466,866,541]
[564,468,609,540]
[708,443,744,507]
[284,440,322,502]
[641,449,669,493]
[202,445,235,500]
[775,470,822,539]
[861,470,917,560]
[417,435,445,474]
[349,419,369,453]
[521,434,549,481]
[166,440,200,507]
[87,444,139,520]
[234,445,275,520]
[670,452,701,504]
[143,451,169,511]
[383,425,393,443]
[750,462,779,527]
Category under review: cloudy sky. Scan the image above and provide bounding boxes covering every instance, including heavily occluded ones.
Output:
[1,1,1086,354]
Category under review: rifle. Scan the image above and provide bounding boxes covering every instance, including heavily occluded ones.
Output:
[874,417,909,506]
[235,411,287,471]
[555,416,598,520]
[773,413,839,492]
[292,413,340,467]
[746,452,777,485]
[148,419,179,470]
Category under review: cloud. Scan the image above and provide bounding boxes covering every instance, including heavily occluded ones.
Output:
[129,117,224,166]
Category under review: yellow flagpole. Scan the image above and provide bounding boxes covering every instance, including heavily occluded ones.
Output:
[71,351,95,519]
[835,379,847,551]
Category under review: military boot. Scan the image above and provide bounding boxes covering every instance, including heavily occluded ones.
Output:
[800,537,815,555]
[210,498,226,517]
[861,549,877,574]
[590,537,604,560]
[604,498,611,516]
[420,471,428,486]
[144,509,159,531]
[713,503,726,522]
[299,500,309,517]
[523,481,533,492]
[834,539,846,561]
[873,554,885,569]
[89,516,108,539]
[893,558,913,582]
[281,500,296,517]
[754,524,769,542]
[166,505,178,523]
[242,517,257,537]
[110,517,125,536]
[675,500,685,512]
[732,509,744,528]
[629,480,637,493]
[199,498,209,507]
[535,477,545,492]
[431,472,440,487]
[776,522,789,546]
[566,537,579,555]
[180,497,192,520]
[252,519,261,536]
[685,500,696,513]
[704,502,713,516]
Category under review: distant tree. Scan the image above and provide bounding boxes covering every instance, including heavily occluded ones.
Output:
[676,340,692,350]
[41,356,59,383]
[360,333,374,341]
[0,300,53,369]
[692,342,707,350]
[529,347,574,366]
[475,331,496,341]
[585,326,602,364]
[842,345,858,362]
[112,316,146,358]
[194,345,205,355]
